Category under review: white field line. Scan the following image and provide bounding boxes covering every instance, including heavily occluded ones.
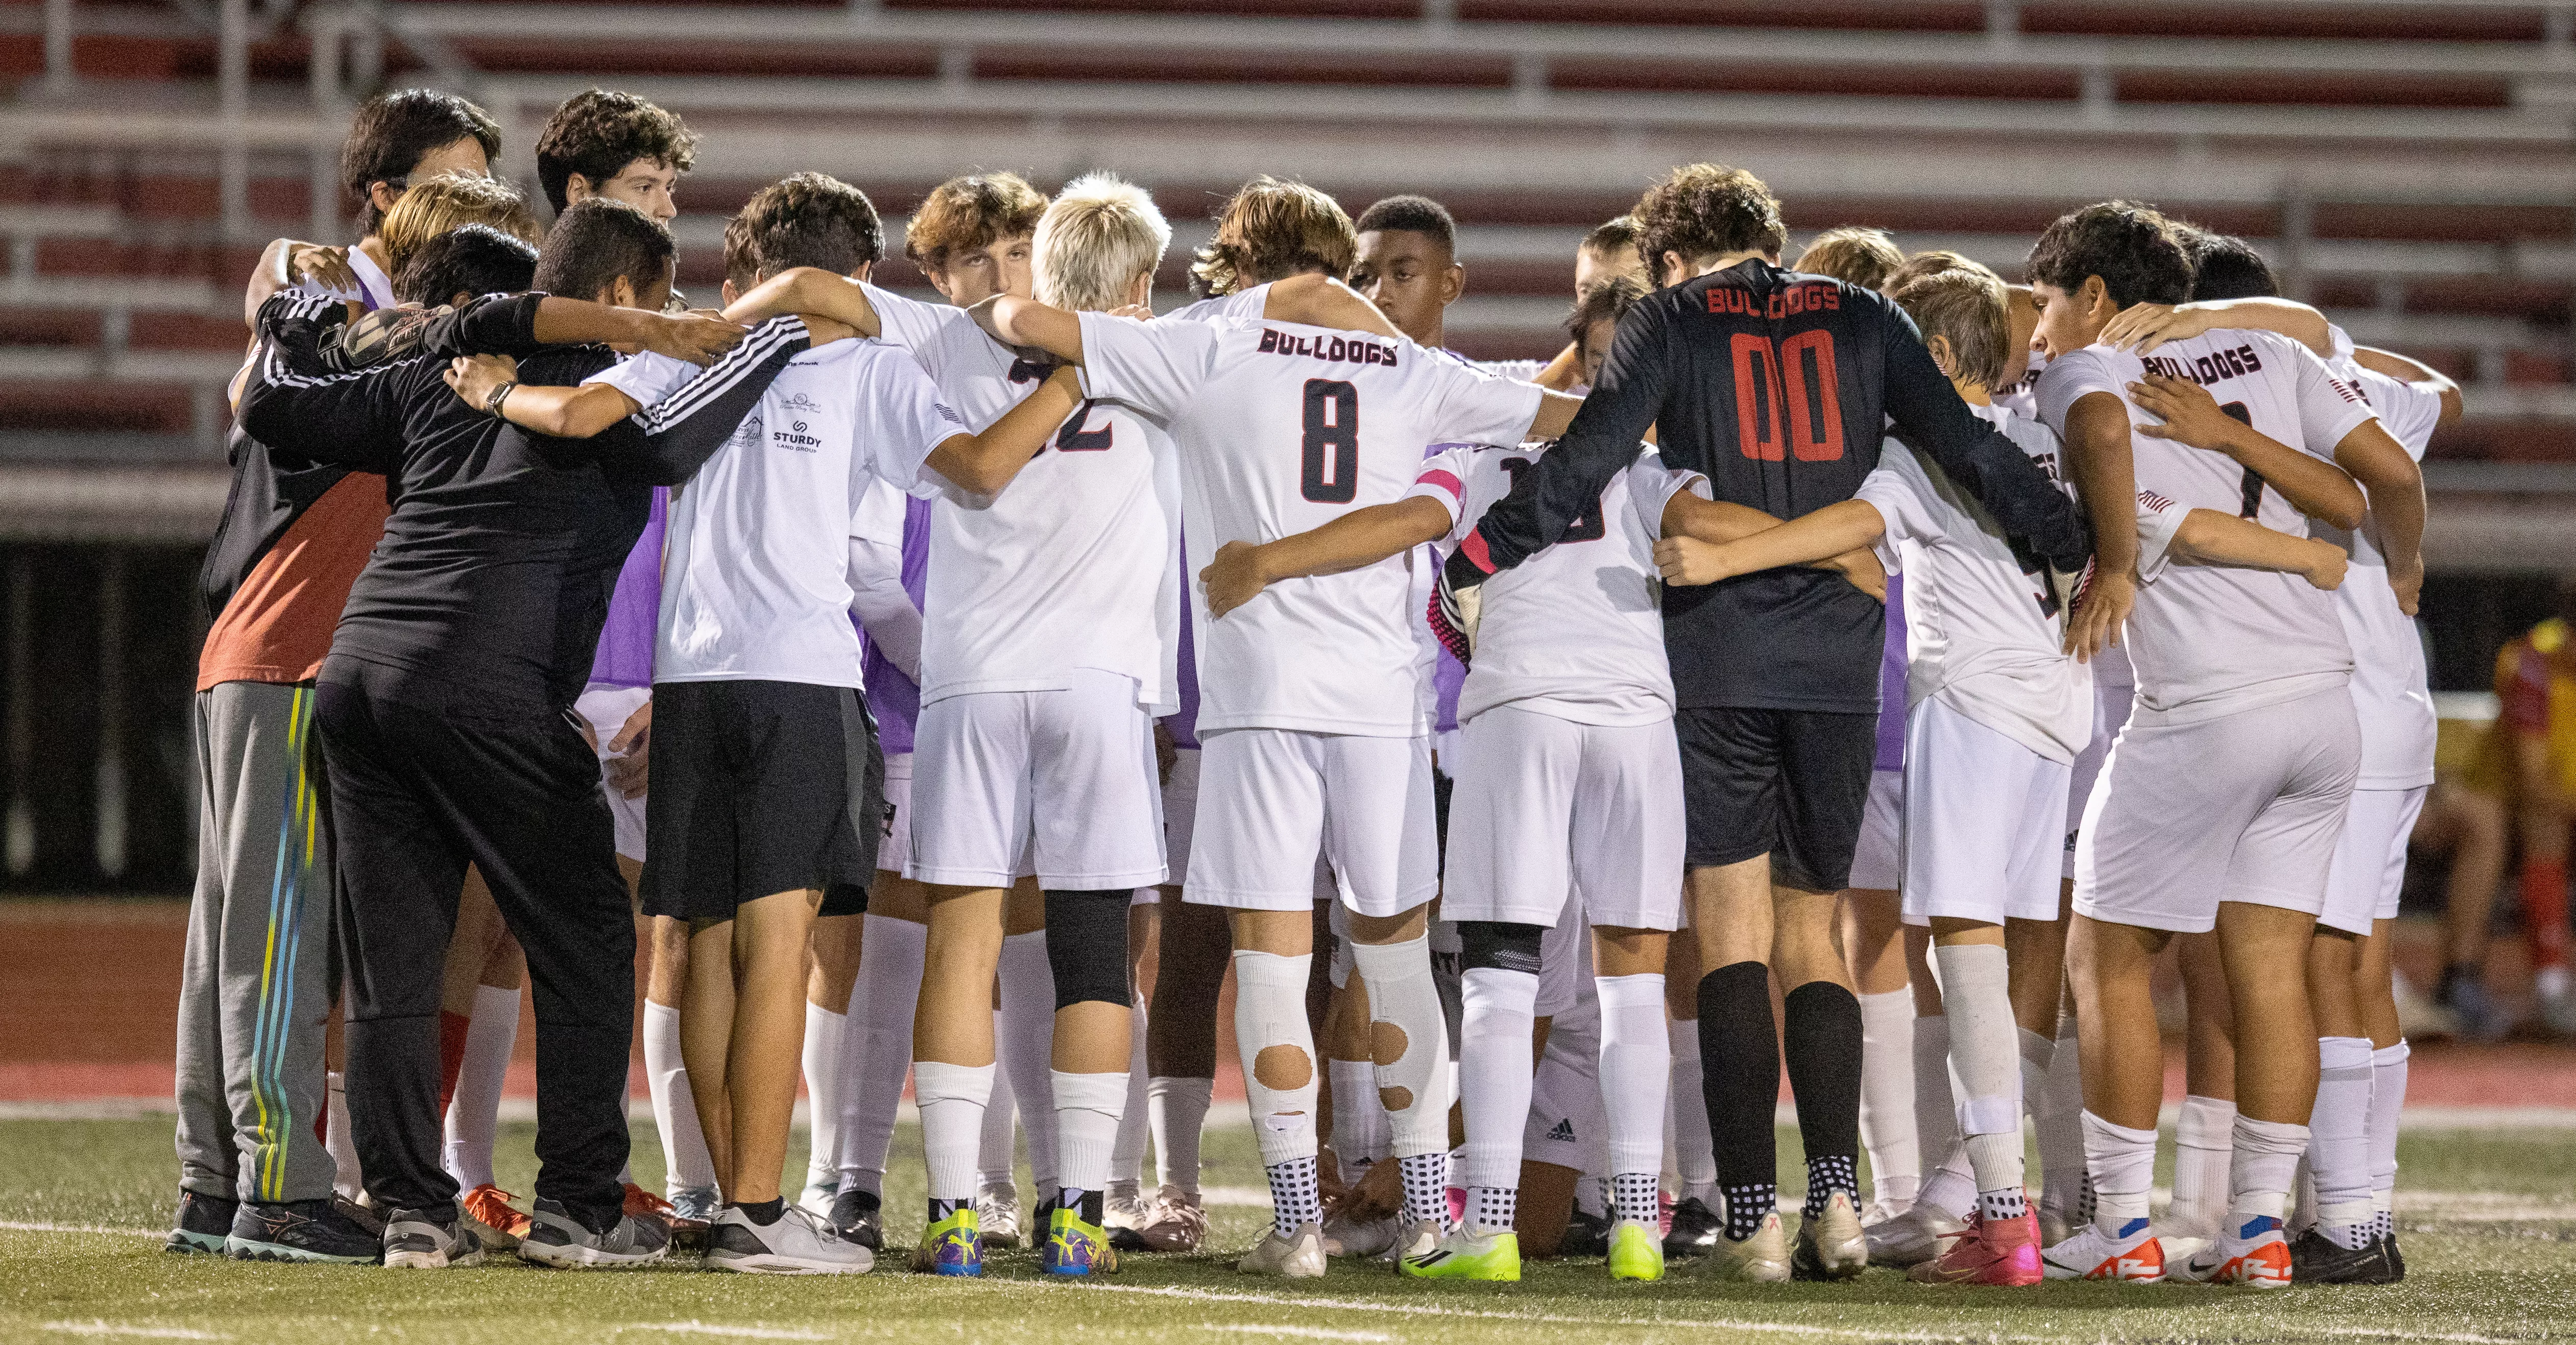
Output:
[2313,1330,2544,1344]
[1074,1283,2028,1342]
[617,1325,830,1341]
[1200,1319,1391,1329]
[41,1325,229,1341]
[4,1221,165,1237]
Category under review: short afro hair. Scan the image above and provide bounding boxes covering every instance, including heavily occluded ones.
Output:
[2184,231,2281,301]
[534,89,700,214]
[2026,201,2193,310]
[339,89,502,236]
[1354,194,1457,255]
[733,173,884,282]
[1794,227,1904,291]
[1631,164,1787,285]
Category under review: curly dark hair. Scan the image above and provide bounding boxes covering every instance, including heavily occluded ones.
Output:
[1630,164,1787,286]
[732,173,883,283]
[340,89,502,236]
[2026,201,2193,310]
[533,89,700,214]
[2181,229,2281,302]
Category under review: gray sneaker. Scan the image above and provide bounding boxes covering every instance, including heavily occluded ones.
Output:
[706,1205,873,1274]
[382,1208,484,1269]
[517,1196,669,1269]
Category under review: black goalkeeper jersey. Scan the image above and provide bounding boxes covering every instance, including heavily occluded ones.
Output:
[1465,258,2090,714]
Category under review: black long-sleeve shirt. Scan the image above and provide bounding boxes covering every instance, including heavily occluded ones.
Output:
[237,291,811,706]
[1464,259,2091,714]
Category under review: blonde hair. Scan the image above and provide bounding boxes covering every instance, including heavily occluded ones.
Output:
[1883,248,1987,293]
[378,173,540,278]
[1036,173,1170,312]
[1888,268,2011,392]
[904,172,1047,274]
[1190,176,1354,298]
[1794,227,1905,291]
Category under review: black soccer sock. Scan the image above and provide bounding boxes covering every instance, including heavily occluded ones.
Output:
[1783,980,1864,1218]
[1698,960,1778,1242]
[740,1197,785,1227]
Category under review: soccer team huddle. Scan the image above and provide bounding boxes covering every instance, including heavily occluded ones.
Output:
[170,83,2453,1293]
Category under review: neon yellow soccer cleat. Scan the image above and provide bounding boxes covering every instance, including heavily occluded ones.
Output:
[1606,1220,1665,1281]
[1398,1228,1521,1282]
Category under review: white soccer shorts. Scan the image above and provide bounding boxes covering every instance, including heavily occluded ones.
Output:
[1160,745,1200,886]
[2320,785,2428,936]
[1441,705,1684,932]
[1847,768,1903,892]
[909,668,1167,890]
[1899,698,2071,928]
[574,682,651,863]
[2064,679,2136,880]
[877,753,912,876]
[2074,686,2361,934]
[1186,728,1435,918]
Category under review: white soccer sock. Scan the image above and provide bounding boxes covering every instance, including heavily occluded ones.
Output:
[2037,1015,2086,1225]
[1110,991,1151,1191]
[978,1017,1019,1192]
[440,983,517,1192]
[325,1069,363,1202]
[644,1000,717,1197]
[1148,1075,1214,1195]
[1328,1058,1388,1176]
[1596,973,1669,1191]
[837,913,924,1194]
[997,930,1059,1195]
[2173,1094,2236,1237]
[2368,1041,2409,1236]
[2229,1114,2310,1229]
[1457,964,1540,1195]
[1856,987,1921,1210]
[1233,949,1321,1171]
[2307,1035,2377,1246]
[915,1060,997,1206]
[800,1002,846,1204]
[2082,1109,2159,1236]
[1350,935,1454,1227]
[1911,1014,1970,1216]
[1932,945,2024,1214]
[1052,1069,1128,1205]
[1667,1018,1716,1201]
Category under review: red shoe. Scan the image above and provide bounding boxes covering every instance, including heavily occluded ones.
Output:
[623,1182,676,1227]
[1909,1208,2043,1286]
[460,1184,532,1249]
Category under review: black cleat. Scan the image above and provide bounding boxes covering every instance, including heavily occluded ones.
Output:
[2288,1228,2398,1285]
[1560,1207,1611,1258]
[1663,1195,1723,1258]
[226,1198,380,1264]
[829,1186,884,1253]
[2381,1231,2406,1282]
[167,1190,237,1255]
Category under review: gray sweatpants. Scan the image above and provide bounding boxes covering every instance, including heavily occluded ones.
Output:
[175,679,340,1204]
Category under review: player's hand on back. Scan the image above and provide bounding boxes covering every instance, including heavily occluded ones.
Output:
[2127,374,2245,454]
[1653,535,1733,587]
[289,243,359,295]
[2064,568,2134,662]
[2097,302,2208,355]
[644,311,751,365]
[444,353,517,409]
[1200,540,1274,619]
[1829,547,1888,602]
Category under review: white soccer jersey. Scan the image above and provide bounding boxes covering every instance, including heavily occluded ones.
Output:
[2037,329,2370,723]
[1405,443,1697,726]
[587,341,963,688]
[1164,283,1269,323]
[1992,349,2048,423]
[2317,327,2442,789]
[868,286,1183,714]
[1854,406,2092,764]
[1076,313,1544,736]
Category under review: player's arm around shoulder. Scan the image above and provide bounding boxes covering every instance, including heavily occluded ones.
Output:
[2125,370,2366,530]
[1202,496,1457,620]
[1655,497,1886,590]
[2169,508,2348,591]
[1255,274,1403,339]
[923,364,1086,497]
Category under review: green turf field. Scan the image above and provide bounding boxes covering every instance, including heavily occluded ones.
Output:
[6,1114,2573,1344]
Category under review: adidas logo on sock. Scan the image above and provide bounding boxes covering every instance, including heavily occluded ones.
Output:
[1545,1117,1577,1143]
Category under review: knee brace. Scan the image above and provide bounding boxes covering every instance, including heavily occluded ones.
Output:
[1457,920,1546,976]
[1042,888,1133,1011]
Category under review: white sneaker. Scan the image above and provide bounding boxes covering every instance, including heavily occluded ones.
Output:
[705,1206,873,1275]
[2041,1220,2166,1281]
[1857,1195,1911,1230]
[1383,1216,1441,1264]
[975,1185,1022,1250]
[1103,1181,1147,1234]
[1238,1221,1328,1278]
[1864,1199,1967,1267]
[1320,1210,1402,1258]
[2171,1218,2292,1288]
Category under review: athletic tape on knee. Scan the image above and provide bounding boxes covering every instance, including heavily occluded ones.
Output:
[1042,889,1134,1010]
[1348,933,1453,1158]
[1232,949,1320,1167]
[1457,920,1545,975]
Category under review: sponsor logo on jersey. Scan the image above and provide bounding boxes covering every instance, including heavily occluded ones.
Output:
[779,391,824,415]
[772,417,825,453]
[1545,1117,1578,1143]
[2140,342,2265,388]
[727,414,763,448]
[1707,281,1841,319]
[1257,327,1402,367]
[2138,489,2177,512]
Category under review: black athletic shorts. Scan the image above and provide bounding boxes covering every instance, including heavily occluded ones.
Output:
[1675,706,1876,894]
[641,679,884,921]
